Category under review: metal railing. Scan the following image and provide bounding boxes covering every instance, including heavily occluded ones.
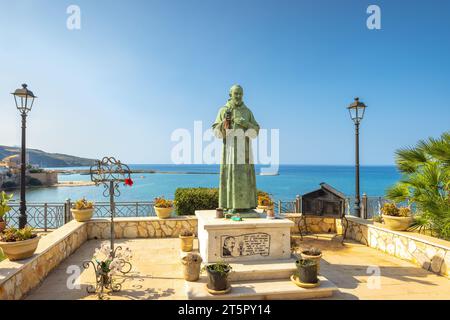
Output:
[5,200,156,231]
[276,195,393,219]
[4,196,397,232]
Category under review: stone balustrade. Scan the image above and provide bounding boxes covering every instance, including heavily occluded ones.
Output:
[346,216,450,278]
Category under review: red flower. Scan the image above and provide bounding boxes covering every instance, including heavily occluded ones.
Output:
[124,178,133,186]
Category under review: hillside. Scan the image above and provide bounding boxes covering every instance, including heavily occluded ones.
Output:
[0,145,97,168]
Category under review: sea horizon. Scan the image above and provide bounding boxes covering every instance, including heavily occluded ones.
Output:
[11,164,402,203]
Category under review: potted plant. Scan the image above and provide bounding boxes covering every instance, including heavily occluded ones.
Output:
[0,226,40,261]
[85,243,133,299]
[71,198,95,222]
[181,252,202,281]
[179,229,195,252]
[381,203,413,231]
[154,197,174,219]
[299,247,322,273]
[203,261,232,293]
[257,191,274,215]
[0,191,13,233]
[372,215,384,227]
[295,258,318,285]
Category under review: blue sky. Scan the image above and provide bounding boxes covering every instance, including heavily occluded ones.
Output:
[1,0,449,165]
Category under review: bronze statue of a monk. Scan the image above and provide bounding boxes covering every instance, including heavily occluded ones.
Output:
[212,85,260,213]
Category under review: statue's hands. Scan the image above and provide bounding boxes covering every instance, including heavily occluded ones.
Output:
[234,117,248,128]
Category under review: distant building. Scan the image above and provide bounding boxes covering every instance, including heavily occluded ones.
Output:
[0,154,30,173]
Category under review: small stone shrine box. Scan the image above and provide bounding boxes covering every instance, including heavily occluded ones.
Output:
[301,183,348,241]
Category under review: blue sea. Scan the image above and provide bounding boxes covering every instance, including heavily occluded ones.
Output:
[17,165,400,203]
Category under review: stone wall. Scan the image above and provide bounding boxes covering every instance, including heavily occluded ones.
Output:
[0,216,199,300]
[87,217,198,239]
[346,216,450,278]
[0,221,87,300]
[285,214,338,234]
[29,172,58,186]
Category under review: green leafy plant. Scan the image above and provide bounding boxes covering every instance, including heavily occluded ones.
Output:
[174,188,219,215]
[381,203,400,216]
[154,197,174,208]
[202,260,232,276]
[398,207,411,217]
[180,229,193,237]
[372,215,383,223]
[0,191,13,221]
[73,198,94,210]
[0,226,36,242]
[302,247,322,256]
[386,131,450,240]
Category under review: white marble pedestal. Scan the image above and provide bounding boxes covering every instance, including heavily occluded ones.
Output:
[195,210,294,263]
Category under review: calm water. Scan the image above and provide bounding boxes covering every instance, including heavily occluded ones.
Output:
[16,165,400,203]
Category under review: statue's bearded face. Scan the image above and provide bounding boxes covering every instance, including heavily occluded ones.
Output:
[230,88,243,105]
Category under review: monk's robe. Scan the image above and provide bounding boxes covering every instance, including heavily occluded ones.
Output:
[212,99,260,210]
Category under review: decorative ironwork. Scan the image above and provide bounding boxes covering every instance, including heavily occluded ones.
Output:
[5,202,65,231]
[83,246,132,299]
[88,156,133,298]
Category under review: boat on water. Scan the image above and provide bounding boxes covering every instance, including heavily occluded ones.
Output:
[259,172,279,176]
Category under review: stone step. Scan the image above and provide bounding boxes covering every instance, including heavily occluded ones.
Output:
[226,257,298,282]
[185,275,338,300]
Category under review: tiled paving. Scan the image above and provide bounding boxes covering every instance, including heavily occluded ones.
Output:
[25,235,450,300]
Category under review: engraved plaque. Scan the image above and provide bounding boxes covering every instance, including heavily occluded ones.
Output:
[220,233,270,258]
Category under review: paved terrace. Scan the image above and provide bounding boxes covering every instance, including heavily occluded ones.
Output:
[25,235,450,300]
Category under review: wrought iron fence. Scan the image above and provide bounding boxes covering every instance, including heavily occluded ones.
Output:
[276,196,394,219]
[5,200,156,231]
[277,200,297,214]
[4,196,398,232]
[4,202,66,231]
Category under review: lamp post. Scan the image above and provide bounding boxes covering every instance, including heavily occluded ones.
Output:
[347,97,367,218]
[11,84,37,229]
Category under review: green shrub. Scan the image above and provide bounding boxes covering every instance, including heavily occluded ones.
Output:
[174,188,219,216]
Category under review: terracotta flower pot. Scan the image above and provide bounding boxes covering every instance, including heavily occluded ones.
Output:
[71,208,94,222]
[381,214,413,231]
[180,234,194,252]
[154,206,173,219]
[0,236,41,261]
[181,255,202,281]
[301,251,322,273]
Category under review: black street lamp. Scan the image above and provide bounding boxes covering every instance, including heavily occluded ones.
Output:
[347,97,367,218]
[11,84,37,229]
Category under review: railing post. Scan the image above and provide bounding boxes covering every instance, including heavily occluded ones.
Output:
[295,195,301,213]
[136,202,139,217]
[64,198,71,224]
[362,193,368,219]
[44,203,48,232]
[278,200,281,214]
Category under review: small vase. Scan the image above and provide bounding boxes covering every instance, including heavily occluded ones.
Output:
[181,255,202,281]
[180,234,194,252]
[216,208,224,219]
